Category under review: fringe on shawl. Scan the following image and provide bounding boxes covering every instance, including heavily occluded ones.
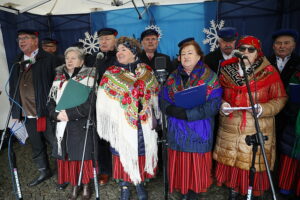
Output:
[97,88,141,184]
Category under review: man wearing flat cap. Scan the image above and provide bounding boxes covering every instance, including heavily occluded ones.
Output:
[41,38,64,66]
[91,27,118,185]
[268,29,300,87]
[205,27,238,74]
[139,29,174,74]
[9,29,57,187]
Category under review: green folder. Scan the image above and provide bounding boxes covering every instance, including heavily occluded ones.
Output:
[56,79,92,111]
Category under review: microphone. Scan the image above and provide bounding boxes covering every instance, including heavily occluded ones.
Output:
[16,57,36,65]
[154,56,168,84]
[232,50,248,59]
[96,52,104,61]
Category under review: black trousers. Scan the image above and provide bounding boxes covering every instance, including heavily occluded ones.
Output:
[98,138,112,175]
[25,118,54,170]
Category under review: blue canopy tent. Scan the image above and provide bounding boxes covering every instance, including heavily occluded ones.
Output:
[0,0,299,68]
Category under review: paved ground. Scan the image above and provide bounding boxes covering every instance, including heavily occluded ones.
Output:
[0,139,287,200]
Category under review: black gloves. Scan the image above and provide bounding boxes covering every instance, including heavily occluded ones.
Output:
[166,105,187,120]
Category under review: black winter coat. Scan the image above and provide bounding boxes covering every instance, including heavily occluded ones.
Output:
[47,66,98,161]
[10,49,56,119]
[204,48,224,74]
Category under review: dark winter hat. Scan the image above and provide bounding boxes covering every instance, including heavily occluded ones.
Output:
[140,29,159,41]
[41,37,58,45]
[97,28,118,37]
[218,27,238,42]
[178,37,195,47]
[272,29,299,41]
[17,29,39,37]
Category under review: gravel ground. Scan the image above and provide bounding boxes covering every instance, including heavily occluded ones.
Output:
[0,140,287,200]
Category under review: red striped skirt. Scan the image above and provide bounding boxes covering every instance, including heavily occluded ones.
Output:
[57,159,96,186]
[278,154,300,196]
[112,155,157,183]
[168,149,212,195]
[215,162,270,196]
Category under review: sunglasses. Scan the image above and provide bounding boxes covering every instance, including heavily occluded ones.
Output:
[238,46,256,53]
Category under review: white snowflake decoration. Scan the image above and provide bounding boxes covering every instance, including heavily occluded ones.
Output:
[203,20,225,52]
[145,25,162,41]
[78,32,99,55]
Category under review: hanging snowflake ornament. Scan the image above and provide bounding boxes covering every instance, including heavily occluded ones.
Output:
[78,32,99,55]
[203,20,225,52]
[144,25,162,41]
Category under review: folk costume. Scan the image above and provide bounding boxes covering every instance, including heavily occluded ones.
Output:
[213,36,287,196]
[96,60,160,185]
[278,70,300,197]
[47,64,97,186]
[161,60,222,195]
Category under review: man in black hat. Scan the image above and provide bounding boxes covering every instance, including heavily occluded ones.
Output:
[90,27,118,185]
[41,38,64,67]
[139,29,174,74]
[205,27,238,74]
[268,29,300,87]
[10,29,57,187]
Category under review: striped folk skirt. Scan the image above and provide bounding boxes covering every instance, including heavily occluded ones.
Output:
[112,155,157,183]
[215,162,270,196]
[168,149,212,195]
[57,159,96,186]
[278,154,300,196]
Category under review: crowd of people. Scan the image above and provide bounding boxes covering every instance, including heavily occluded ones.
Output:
[8,26,300,200]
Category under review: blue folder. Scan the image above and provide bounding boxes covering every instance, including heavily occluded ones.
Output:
[174,84,207,109]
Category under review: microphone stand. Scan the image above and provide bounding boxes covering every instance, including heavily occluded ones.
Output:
[239,58,277,200]
[77,66,100,200]
[156,71,169,200]
[0,63,23,200]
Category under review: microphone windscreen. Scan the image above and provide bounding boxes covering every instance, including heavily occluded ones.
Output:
[96,52,104,60]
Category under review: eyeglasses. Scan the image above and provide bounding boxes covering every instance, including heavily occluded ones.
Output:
[238,46,256,53]
[16,36,33,42]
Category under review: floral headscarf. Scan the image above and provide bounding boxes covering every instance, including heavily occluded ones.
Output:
[237,35,264,58]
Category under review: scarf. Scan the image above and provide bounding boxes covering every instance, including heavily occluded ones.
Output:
[163,61,222,146]
[220,57,286,129]
[96,62,160,184]
[49,65,96,156]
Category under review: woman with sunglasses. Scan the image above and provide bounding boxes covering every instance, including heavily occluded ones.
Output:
[213,36,287,200]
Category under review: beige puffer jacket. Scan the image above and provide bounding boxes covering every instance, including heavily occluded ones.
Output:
[213,58,287,171]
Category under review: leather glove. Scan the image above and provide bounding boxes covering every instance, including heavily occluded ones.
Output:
[166,105,187,120]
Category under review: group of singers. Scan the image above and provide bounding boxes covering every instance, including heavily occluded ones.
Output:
[9,26,300,200]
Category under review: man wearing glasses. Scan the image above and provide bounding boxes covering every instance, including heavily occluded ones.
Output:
[205,27,239,75]
[10,29,56,187]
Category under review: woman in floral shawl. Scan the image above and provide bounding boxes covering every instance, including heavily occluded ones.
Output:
[96,37,160,200]
[161,40,222,199]
[213,36,287,199]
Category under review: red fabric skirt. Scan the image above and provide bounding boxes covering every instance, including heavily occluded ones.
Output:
[112,155,157,183]
[278,154,300,196]
[57,159,96,186]
[168,149,212,195]
[215,162,270,196]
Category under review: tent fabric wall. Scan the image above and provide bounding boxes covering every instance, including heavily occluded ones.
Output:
[91,2,217,59]
[0,0,299,69]
[218,0,300,56]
